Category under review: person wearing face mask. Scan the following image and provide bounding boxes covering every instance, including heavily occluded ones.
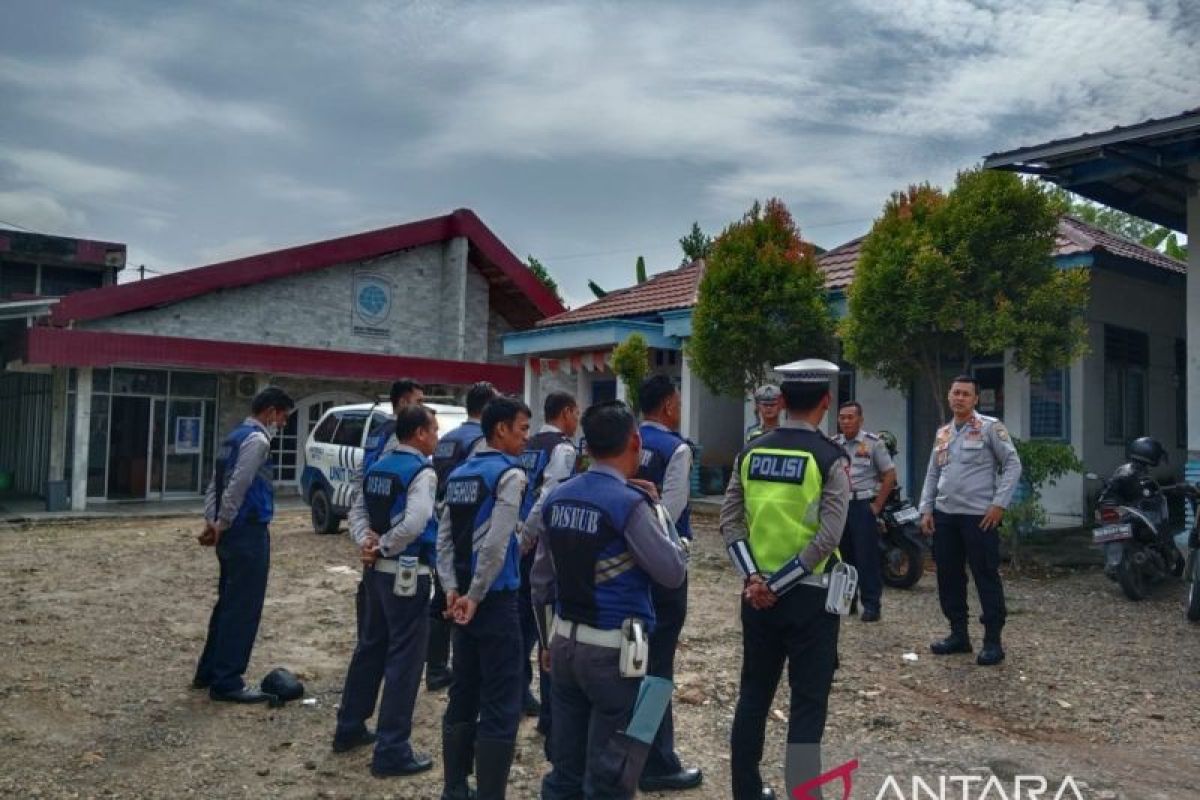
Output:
[193,386,295,703]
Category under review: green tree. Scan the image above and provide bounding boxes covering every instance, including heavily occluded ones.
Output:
[688,199,834,397]
[1046,185,1189,260]
[679,221,714,266]
[611,333,650,410]
[587,279,608,299]
[1002,439,1084,567]
[841,169,1091,420]
[636,255,647,284]
[526,256,565,305]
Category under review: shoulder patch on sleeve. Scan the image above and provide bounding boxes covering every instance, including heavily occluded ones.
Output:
[864,431,879,440]
[993,422,1011,442]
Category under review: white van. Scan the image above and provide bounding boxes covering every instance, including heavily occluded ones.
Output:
[301,401,467,534]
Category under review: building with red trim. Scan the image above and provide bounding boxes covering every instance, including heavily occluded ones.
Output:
[0,210,563,509]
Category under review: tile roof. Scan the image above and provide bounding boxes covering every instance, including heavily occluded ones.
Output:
[1055,215,1186,274]
[816,236,865,290]
[537,262,703,327]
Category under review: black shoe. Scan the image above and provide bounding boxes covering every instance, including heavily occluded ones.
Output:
[639,767,704,792]
[977,642,1006,666]
[522,690,541,717]
[209,687,274,704]
[860,608,881,622]
[372,752,433,777]
[426,667,453,692]
[331,728,377,753]
[930,632,973,655]
[475,738,516,800]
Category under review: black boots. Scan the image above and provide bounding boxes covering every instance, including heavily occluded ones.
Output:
[929,629,973,655]
[977,631,1005,666]
[440,722,476,800]
[427,618,453,691]
[475,738,516,800]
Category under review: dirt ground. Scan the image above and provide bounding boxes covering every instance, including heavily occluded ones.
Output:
[2,506,1199,800]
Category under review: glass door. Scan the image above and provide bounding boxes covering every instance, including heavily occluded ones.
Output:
[107,396,151,499]
[165,399,205,494]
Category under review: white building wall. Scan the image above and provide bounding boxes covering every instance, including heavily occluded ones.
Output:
[853,374,911,495]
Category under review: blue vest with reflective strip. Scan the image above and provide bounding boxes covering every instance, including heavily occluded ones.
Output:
[363,450,437,564]
[543,471,656,631]
[434,421,486,497]
[444,451,522,594]
[362,419,396,476]
[636,423,692,538]
[215,422,274,527]
[518,430,575,521]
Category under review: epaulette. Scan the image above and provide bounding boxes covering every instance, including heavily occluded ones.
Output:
[864,431,879,440]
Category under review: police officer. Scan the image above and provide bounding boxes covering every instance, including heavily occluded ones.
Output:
[518,391,580,726]
[333,404,440,777]
[834,401,896,622]
[427,381,501,691]
[635,374,702,793]
[919,375,1021,667]
[362,378,426,473]
[719,360,850,800]
[745,384,782,442]
[529,399,689,799]
[194,386,295,703]
[437,396,531,800]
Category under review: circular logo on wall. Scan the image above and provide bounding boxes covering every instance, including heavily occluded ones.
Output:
[353,273,393,327]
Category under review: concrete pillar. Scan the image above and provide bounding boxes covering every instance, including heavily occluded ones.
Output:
[615,376,628,404]
[679,355,695,440]
[1002,349,1030,438]
[1185,164,1200,527]
[576,367,590,408]
[48,367,68,481]
[71,367,92,511]
[524,359,541,422]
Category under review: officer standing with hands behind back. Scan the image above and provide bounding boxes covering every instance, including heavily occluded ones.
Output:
[720,360,850,800]
[919,375,1021,667]
[833,401,896,622]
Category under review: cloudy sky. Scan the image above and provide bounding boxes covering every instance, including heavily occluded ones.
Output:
[1,0,1196,307]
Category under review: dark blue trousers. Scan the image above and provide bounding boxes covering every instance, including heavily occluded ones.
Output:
[443,590,523,742]
[730,585,839,800]
[932,511,1007,638]
[336,568,431,769]
[542,635,642,800]
[195,523,270,694]
[840,499,884,611]
[641,575,687,779]
[520,550,554,737]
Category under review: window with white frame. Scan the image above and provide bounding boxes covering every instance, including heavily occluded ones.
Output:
[1029,369,1068,440]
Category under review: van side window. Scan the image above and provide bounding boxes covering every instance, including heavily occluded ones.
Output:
[312,413,339,444]
[332,412,368,447]
[368,412,392,439]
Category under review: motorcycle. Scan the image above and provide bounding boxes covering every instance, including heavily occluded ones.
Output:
[877,484,929,589]
[874,430,930,589]
[1179,490,1200,622]
[1088,437,1190,601]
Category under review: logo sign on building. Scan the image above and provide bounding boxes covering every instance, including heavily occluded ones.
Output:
[175,416,203,455]
[352,271,393,338]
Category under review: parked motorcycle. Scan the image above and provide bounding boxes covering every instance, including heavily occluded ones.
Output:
[1178,489,1200,621]
[1089,436,1188,601]
[875,431,930,589]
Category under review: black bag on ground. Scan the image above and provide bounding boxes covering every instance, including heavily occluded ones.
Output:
[260,668,305,703]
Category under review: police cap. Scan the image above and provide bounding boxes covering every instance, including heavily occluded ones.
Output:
[753,384,781,402]
[772,358,839,384]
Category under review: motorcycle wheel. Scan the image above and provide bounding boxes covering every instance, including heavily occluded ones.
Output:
[1116,557,1149,601]
[881,539,923,589]
[1185,561,1195,623]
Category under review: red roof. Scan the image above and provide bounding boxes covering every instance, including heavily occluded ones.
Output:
[815,216,1186,288]
[49,209,564,328]
[537,262,703,327]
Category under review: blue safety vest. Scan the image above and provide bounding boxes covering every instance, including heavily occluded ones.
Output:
[363,450,437,564]
[543,471,657,631]
[362,419,396,476]
[444,451,523,594]
[518,429,575,521]
[214,422,274,527]
[433,421,485,499]
[636,423,692,538]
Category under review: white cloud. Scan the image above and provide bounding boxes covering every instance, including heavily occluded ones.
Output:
[0,147,146,196]
[0,190,87,235]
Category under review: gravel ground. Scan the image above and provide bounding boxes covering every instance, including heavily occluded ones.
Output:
[1,507,1198,799]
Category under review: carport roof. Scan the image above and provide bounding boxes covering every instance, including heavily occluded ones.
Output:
[983,107,1200,232]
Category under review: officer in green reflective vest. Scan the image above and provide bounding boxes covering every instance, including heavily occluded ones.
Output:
[719,359,851,800]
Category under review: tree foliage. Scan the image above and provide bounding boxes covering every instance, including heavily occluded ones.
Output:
[1045,185,1188,260]
[611,333,650,411]
[841,170,1091,413]
[688,199,834,398]
[679,221,714,266]
[635,255,647,284]
[526,256,565,305]
[587,279,608,299]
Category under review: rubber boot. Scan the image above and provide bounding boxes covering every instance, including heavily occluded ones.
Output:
[930,627,973,655]
[475,738,516,800]
[440,722,476,800]
[427,618,453,691]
